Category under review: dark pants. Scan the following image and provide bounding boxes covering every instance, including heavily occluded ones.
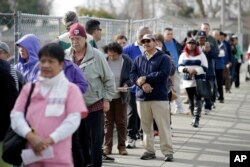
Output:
[127,92,140,140]
[186,87,202,116]
[84,110,104,167]
[216,69,224,100]
[223,67,231,91]
[204,76,215,110]
[234,62,241,88]
[72,119,90,167]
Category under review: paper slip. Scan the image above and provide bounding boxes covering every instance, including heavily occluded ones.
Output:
[21,146,54,165]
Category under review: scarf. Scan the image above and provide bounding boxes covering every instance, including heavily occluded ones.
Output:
[38,71,69,117]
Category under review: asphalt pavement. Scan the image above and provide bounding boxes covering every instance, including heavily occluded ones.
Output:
[103,64,250,167]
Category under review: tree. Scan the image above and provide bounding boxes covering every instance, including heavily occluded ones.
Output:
[16,0,52,15]
[76,7,117,19]
[0,0,13,28]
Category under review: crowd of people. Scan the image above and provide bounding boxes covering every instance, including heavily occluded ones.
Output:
[0,10,249,167]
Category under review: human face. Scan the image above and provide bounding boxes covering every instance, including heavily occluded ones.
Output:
[93,28,102,41]
[201,24,210,36]
[0,50,9,60]
[163,30,173,41]
[116,38,127,47]
[198,37,206,45]
[141,39,156,53]
[187,43,196,51]
[18,46,29,59]
[70,36,86,52]
[39,56,63,78]
[107,50,120,61]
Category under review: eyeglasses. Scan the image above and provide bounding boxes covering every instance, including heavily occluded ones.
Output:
[141,39,151,44]
[96,28,102,31]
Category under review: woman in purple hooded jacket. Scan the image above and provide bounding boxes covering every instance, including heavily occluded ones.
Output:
[15,34,40,83]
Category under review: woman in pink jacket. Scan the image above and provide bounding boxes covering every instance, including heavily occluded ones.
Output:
[10,43,88,167]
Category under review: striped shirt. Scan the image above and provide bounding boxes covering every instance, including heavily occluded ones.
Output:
[10,64,19,91]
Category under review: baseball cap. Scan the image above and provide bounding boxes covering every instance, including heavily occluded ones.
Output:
[232,34,238,39]
[0,42,10,53]
[186,38,196,44]
[69,23,87,38]
[141,34,155,42]
[197,31,206,37]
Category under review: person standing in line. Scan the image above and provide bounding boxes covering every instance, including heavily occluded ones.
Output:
[213,31,226,103]
[200,23,219,55]
[0,59,18,167]
[163,27,185,114]
[219,32,232,93]
[102,42,133,156]
[85,19,116,163]
[123,26,152,148]
[196,31,217,115]
[231,35,243,88]
[245,44,250,81]
[10,43,88,167]
[0,41,25,91]
[178,38,208,128]
[15,34,40,83]
[85,19,102,48]
[66,23,116,166]
[58,11,93,50]
[130,34,174,162]
[114,34,128,48]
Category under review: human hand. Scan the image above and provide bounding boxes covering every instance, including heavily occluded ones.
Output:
[142,83,153,93]
[103,100,110,112]
[136,76,146,87]
[26,131,48,156]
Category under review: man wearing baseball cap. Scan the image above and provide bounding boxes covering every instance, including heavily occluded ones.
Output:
[57,11,93,50]
[66,23,116,166]
[131,33,174,162]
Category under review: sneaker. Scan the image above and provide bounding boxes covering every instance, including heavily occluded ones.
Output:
[102,154,115,163]
[126,139,136,148]
[164,154,173,161]
[140,152,156,160]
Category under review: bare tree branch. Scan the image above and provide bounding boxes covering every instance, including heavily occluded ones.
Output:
[196,0,206,17]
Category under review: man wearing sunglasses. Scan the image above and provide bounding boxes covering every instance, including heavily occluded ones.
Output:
[86,19,102,49]
[130,34,174,162]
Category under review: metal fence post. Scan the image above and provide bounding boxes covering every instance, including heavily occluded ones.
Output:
[14,11,21,64]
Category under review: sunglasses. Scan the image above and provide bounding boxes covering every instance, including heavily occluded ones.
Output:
[141,39,151,44]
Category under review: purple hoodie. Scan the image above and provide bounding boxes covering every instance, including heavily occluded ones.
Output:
[64,60,88,93]
[15,34,40,82]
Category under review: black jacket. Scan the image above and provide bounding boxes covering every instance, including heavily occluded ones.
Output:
[0,60,18,140]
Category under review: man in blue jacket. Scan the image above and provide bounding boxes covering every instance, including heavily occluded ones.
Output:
[130,34,174,162]
[123,26,152,148]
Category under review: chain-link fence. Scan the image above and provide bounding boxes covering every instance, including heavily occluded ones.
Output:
[0,12,195,63]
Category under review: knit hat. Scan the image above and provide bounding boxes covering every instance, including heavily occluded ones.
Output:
[69,23,87,38]
[0,42,10,53]
[63,11,78,27]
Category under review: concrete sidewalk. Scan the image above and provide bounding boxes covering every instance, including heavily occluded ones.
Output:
[103,68,250,167]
